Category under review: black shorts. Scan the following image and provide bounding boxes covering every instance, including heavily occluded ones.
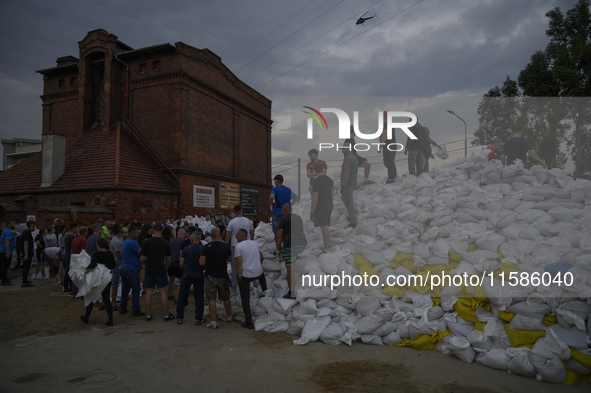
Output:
[49,263,59,274]
[167,265,184,278]
[356,155,367,165]
[313,208,331,227]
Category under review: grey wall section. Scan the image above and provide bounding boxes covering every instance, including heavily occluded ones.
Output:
[41,134,66,187]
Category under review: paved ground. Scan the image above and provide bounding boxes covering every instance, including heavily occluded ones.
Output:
[0,270,586,392]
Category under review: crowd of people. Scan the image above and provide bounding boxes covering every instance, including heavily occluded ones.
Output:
[0,212,267,330]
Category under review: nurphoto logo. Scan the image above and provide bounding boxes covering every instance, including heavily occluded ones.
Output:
[302,107,418,151]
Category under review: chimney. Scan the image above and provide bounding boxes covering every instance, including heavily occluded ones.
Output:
[41,134,66,187]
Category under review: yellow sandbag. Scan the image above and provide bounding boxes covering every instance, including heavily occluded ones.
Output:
[432,297,440,307]
[468,243,478,252]
[381,285,407,299]
[472,284,489,303]
[409,270,432,294]
[563,369,580,386]
[499,311,515,323]
[505,324,545,347]
[571,349,591,370]
[454,297,490,323]
[431,286,443,297]
[449,252,463,263]
[359,264,379,284]
[396,334,435,350]
[496,250,504,261]
[430,329,452,342]
[475,321,486,331]
[543,314,556,327]
[388,253,414,268]
[354,255,373,270]
[401,258,419,273]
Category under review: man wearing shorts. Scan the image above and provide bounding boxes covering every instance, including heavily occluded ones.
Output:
[199,228,232,329]
[276,203,307,299]
[310,162,333,253]
[340,138,359,228]
[140,223,174,321]
[235,228,266,329]
[225,204,254,292]
[43,246,61,280]
[167,228,185,302]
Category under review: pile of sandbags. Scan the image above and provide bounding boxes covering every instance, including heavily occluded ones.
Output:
[208,150,591,385]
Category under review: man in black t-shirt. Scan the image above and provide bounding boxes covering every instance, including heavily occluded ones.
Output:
[276,203,307,299]
[199,228,232,329]
[501,128,546,169]
[140,223,174,321]
[310,162,333,253]
[21,221,36,287]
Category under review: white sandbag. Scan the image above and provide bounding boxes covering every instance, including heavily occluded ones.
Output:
[566,359,591,376]
[361,334,383,345]
[475,233,506,252]
[448,336,476,364]
[382,331,404,345]
[355,296,382,317]
[299,316,332,344]
[255,315,279,331]
[355,315,385,335]
[509,315,547,331]
[466,330,493,350]
[300,299,319,314]
[373,321,398,337]
[264,321,290,333]
[396,322,411,339]
[319,323,344,345]
[460,250,499,265]
[446,320,475,338]
[476,348,510,370]
[548,324,588,351]
[262,259,281,272]
[507,354,537,377]
[275,297,299,313]
[286,319,306,335]
[509,301,550,321]
[528,353,566,384]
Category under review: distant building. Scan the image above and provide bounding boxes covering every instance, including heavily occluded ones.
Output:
[1,138,42,171]
[0,29,272,227]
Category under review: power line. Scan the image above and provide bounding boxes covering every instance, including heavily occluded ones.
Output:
[229,0,316,64]
[272,164,298,175]
[235,0,346,74]
[255,0,426,88]
[272,159,297,168]
[243,0,383,80]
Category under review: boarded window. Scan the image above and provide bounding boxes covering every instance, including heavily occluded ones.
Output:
[58,79,65,88]
[70,77,77,86]
[139,63,147,73]
[153,61,161,71]
[95,197,101,206]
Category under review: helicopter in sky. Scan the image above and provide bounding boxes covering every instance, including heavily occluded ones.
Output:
[350,11,377,25]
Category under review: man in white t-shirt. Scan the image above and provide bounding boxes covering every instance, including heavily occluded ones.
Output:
[235,229,266,329]
[224,205,254,292]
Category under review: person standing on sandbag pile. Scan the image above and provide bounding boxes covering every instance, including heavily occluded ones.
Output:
[310,162,333,253]
[405,119,428,176]
[199,228,233,329]
[339,139,359,228]
[140,223,174,322]
[486,137,503,161]
[379,112,397,184]
[225,204,254,294]
[349,127,371,183]
[423,127,441,173]
[235,228,266,329]
[306,148,327,199]
[276,203,307,299]
[80,238,115,326]
[501,128,546,168]
[269,174,293,243]
[176,230,206,325]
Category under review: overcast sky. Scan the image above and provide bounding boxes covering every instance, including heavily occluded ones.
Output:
[0,0,579,181]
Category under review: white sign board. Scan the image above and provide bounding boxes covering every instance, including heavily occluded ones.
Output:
[193,185,215,208]
[26,215,36,222]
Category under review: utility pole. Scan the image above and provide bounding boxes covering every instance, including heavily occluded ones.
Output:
[297,158,301,200]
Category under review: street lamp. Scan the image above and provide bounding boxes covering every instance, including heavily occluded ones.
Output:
[447,110,467,157]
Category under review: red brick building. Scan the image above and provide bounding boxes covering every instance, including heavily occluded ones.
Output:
[0,29,273,227]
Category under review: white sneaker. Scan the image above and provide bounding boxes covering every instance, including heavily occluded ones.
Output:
[31,273,37,280]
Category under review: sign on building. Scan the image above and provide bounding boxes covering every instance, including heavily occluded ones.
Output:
[240,186,258,217]
[193,185,215,208]
[219,182,240,209]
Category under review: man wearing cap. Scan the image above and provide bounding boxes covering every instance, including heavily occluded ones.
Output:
[140,223,174,321]
[486,137,503,161]
[269,174,292,241]
[306,149,327,199]
[501,128,546,168]
[340,138,359,228]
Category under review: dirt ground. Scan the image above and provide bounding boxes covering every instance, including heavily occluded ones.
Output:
[0,269,588,393]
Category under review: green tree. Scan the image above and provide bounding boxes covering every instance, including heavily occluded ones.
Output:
[475,0,591,178]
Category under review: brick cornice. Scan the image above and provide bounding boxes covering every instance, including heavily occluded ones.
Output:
[40,90,79,102]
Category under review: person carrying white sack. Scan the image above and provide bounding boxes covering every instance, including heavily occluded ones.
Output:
[80,238,115,326]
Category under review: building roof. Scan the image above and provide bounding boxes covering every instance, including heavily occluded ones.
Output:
[0,124,178,195]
